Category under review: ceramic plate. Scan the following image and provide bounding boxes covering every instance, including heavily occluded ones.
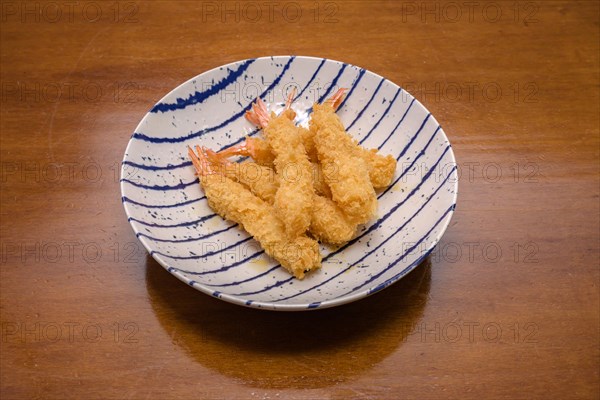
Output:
[121,56,458,311]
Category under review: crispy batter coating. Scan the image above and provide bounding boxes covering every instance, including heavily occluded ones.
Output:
[206,150,279,205]
[220,136,330,198]
[363,148,397,188]
[235,161,279,204]
[244,137,275,166]
[311,161,332,198]
[190,148,321,279]
[203,175,320,278]
[217,158,356,245]
[308,125,397,189]
[263,111,315,238]
[310,194,356,244]
[298,126,319,162]
[310,103,377,224]
[249,127,396,189]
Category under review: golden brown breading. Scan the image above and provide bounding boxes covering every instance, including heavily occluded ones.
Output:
[189,146,321,279]
[205,149,279,205]
[311,161,332,198]
[214,158,356,245]
[310,194,356,244]
[244,137,275,166]
[362,148,397,188]
[310,104,377,224]
[298,126,319,162]
[247,129,396,189]
[309,118,397,189]
[262,110,315,238]
[219,136,330,198]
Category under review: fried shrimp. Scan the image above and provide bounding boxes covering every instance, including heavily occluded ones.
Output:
[362,148,397,188]
[204,148,279,204]
[245,91,314,238]
[230,131,396,189]
[298,126,319,162]
[184,88,401,277]
[188,145,321,279]
[217,141,330,198]
[310,89,397,188]
[209,149,355,245]
[310,89,377,224]
[309,194,356,244]
[311,161,332,198]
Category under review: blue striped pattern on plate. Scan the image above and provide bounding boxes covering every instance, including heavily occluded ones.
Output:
[120,56,458,311]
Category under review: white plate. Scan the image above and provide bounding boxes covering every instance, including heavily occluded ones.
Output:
[121,56,458,311]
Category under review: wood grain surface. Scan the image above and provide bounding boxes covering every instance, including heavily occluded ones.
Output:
[1,1,598,399]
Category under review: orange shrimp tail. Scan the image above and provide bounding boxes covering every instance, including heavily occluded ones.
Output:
[219,142,249,158]
[326,88,348,110]
[188,145,213,176]
[245,110,261,126]
[285,87,297,110]
[219,137,259,159]
[205,147,232,167]
[245,98,270,127]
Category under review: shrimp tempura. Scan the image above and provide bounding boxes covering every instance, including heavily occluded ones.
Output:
[188,146,321,279]
[361,148,397,188]
[229,134,396,188]
[310,89,377,224]
[205,148,279,204]
[246,93,314,238]
[218,140,330,198]
[310,194,356,244]
[210,149,356,244]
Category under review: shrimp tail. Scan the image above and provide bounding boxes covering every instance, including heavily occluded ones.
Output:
[285,87,297,110]
[245,98,270,127]
[188,145,213,176]
[325,88,348,110]
[218,137,275,166]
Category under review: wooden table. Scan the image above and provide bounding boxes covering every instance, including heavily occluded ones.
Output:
[1,1,598,399]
